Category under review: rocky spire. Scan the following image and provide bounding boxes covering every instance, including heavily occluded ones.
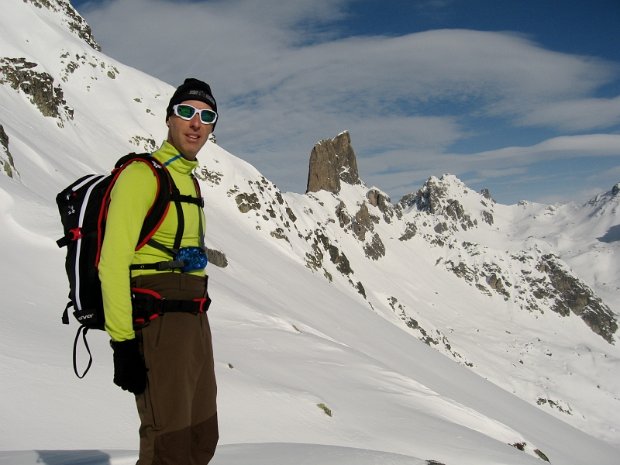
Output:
[306,131,360,194]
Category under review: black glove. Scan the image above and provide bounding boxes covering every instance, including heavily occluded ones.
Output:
[110,339,147,395]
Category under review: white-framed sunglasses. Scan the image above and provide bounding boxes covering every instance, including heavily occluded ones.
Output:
[172,104,218,125]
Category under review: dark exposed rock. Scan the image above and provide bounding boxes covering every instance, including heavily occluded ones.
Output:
[412,179,474,228]
[326,240,353,275]
[335,201,351,228]
[306,131,360,194]
[0,57,73,124]
[407,176,450,215]
[334,199,377,242]
[353,203,372,241]
[399,222,417,241]
[367,188,395,223]
[270,227,289,242]
[484,268,510,300]
[446,261,476,282]
[534,449,550,462]
[367,189,390,209]
[400,176,494,231]
[0,124,18,178]
[434,222,449,234]
[195,166,223,185]
[446,199,476,230]
[285,206,297,223]
[444,246,617,343]
[24,0,100,50]
[585,182,620,211]
[206,248,228,268]
[480,188,494,202]
[355,281,366,298]
[305,230,354,276]
[364,233,386,260]
[481,210,494,225]
[537,397,572,415]
[397,192,417,210]
[235,192,260,213]
[537,254,617,343]
[58,50,120,83]
[129,135,157,153]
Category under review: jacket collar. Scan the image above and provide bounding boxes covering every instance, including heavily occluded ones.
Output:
[152,141,198,175]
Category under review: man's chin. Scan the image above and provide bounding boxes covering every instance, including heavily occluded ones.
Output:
[181,142,204,159]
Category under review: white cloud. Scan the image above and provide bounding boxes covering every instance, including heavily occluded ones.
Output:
[518,95,620,131]
[78,0,620,203]
[473,134,620,162]
[356,134,620,203]
[82,1,617,110]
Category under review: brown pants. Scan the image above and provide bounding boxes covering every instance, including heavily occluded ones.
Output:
[132,273,218,465]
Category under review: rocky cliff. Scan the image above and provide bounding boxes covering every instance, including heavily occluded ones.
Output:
[306,131,360,194]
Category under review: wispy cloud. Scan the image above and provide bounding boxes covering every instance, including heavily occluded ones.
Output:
[79,0,620,203]
[518,95,620,131]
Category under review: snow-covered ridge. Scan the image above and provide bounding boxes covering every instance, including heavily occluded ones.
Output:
[198,137,619,443]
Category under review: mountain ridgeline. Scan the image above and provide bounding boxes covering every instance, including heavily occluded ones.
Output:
[220,131,618,346]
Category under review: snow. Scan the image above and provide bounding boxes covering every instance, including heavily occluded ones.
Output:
[0,444,433,465]
[1,1,620,464]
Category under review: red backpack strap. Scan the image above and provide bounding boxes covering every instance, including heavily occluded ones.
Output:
[118,153,173,250]
[133,157,173,250]
[95,153,173,265]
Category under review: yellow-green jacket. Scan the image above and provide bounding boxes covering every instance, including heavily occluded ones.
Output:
[99,141,206,342]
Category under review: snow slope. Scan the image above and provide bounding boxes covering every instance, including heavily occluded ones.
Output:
[1,1,619,464]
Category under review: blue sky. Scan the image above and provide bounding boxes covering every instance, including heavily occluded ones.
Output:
[72,0,620,204]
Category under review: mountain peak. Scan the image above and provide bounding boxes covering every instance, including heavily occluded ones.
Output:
[585,181,620,213]
[26,0,100,50]
[399,174,496,230]
[305,131,360,194]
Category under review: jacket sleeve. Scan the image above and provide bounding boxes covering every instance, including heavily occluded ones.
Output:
[99,162,157,341]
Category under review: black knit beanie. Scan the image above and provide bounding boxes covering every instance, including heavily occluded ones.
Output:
[166,78,217,122]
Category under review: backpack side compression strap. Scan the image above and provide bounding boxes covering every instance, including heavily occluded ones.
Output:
[73,325,93,379]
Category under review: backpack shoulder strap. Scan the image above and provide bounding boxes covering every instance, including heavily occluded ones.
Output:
[112,153,174,250]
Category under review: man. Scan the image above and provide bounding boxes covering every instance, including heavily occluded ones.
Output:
[98,78,219,464]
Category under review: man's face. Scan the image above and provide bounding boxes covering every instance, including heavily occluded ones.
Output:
[166,99,214,160]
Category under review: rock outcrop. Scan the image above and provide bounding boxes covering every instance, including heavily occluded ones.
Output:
[306,131,360,194]
[0,57,74,125]
[25,0,100,50]
[0,124,18,178]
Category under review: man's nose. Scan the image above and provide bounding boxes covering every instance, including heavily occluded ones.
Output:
[190,114,202,128]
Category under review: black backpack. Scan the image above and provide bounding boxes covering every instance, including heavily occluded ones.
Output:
[56,153,174,378]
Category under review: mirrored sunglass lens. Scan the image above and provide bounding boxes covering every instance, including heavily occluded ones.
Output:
[199,110,216,123]
[176,105,196,119]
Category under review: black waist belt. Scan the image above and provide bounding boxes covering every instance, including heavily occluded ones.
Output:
[131,288,211,328]
[155,299,208,313]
